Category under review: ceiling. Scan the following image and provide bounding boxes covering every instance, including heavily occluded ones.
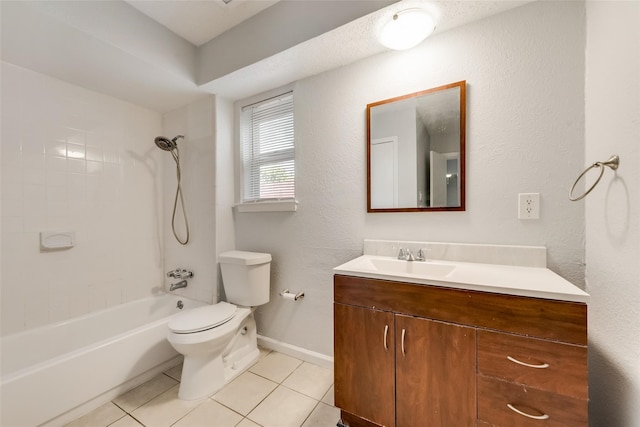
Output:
[124,0,280,46]
[1,1,533,113]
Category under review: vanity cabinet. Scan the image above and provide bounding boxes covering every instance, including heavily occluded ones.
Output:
[334,304,395,427]
[335,304,476,427]
[334,274,588,427]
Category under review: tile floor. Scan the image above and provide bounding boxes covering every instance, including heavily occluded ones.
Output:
[64,349,340,427]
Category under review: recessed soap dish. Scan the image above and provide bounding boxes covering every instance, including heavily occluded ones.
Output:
[40,231,75,251]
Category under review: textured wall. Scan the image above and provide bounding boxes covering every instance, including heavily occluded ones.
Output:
[0,62,163,336]
[234,1,586,356]
[162,97,217,303]
[585,2,640,425]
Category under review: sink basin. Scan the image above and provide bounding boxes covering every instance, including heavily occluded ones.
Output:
[369,258,456,277]
[333,253,590,303]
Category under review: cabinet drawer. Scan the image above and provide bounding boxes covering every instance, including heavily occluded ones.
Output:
[477,376,588,427]
[478,330,587,399]
[334,275,587,345]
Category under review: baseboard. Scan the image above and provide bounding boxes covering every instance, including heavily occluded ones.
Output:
[257,335,334,370]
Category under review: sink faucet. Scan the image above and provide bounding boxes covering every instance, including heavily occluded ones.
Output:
[398,248,427,262]
[398,248,416,261]
[170,280,188,291]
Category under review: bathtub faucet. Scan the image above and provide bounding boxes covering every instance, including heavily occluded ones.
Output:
[170,280,188,291]
[167,268,194,280]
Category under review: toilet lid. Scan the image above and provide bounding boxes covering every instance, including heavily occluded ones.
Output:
[169,302,237,333]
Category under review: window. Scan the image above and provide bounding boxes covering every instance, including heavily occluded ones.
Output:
[239,92,296,210]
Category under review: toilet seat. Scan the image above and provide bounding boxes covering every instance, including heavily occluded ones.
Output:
[169,302,237,334]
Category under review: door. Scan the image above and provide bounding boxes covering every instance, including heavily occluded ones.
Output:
[370,137,398,208]
[335,303,395,427]
[429,150,447,207]
[395,315,476,427]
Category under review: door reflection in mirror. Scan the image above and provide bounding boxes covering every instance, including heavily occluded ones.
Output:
[367,81,466,212]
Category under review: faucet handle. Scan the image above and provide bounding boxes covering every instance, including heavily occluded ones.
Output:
[167,268,194,279]
[416,249,426,261]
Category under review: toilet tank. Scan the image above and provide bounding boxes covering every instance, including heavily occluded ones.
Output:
[218,251,271,307]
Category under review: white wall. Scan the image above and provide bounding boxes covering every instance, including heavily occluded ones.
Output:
[0,62,164,336]
[161,95,236,304]
[162,97,216,303]
[234,1,586,356]
[585,2,640,425]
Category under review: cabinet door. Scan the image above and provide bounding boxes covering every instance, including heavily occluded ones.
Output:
[335,303,395,427]
[395,315,476,427]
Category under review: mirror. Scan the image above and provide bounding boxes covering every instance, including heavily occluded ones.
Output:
[367,81,466,212]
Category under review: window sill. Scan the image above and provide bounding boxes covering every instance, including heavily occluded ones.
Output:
[236,200,298,213]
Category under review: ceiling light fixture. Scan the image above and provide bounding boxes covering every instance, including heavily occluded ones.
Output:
[379,9,436,50]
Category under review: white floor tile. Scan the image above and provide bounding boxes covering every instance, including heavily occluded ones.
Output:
[282,362,334,400]
[109,415,143,427]
[213,371,278,416]
[247,386,318,427]
[113,374,178,412]
[236,419,261,427]
[172,399,243,427]
[63,402,125,427]
[258,347,271,359]
[302,402,341,427]
[249,351,303,383]
[321,385,335,406]
[163,362,183,381]
[65,351,337,427]
[130,384,205,427]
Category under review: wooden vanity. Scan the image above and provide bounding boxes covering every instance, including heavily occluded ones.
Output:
[333,274,588,427]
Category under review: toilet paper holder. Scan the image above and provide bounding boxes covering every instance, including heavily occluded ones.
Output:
[280,289,305,301]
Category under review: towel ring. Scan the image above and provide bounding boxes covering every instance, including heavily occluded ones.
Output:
[569,155,619,201]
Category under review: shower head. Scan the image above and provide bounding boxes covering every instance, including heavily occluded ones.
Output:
[154,135,184,151]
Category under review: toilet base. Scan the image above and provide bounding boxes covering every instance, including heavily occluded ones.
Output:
[178,348,260,400]
[174,311,261,400]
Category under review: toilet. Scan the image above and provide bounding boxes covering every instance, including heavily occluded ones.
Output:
[167,250,271,400]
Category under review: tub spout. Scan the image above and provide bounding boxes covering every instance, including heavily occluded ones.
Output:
[170,280,188,291]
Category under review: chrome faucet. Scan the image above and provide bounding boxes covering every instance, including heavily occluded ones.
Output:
[167,268,193,280]
[169,280,188,291]
[397,248,416,261]
[398,248,427,262]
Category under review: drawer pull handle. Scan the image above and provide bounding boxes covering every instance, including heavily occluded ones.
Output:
[401,329,406,356]
[383,325,389,351]
[507,403,550,420]
[507,356,549,369]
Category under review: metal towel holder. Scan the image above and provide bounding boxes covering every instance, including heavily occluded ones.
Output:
[569,155,620,201]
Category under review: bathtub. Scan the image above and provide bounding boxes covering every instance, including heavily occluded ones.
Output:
[1,294,206,427]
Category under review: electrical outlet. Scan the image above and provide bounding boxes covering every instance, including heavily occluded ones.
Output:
[518,193,540,219]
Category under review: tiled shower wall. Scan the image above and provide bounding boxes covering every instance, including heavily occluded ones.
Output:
[1,62,164,336]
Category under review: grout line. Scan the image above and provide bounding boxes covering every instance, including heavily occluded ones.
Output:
[97,351,336,427]
[299,400,321,427]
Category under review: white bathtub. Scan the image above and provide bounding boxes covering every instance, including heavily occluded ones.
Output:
[0,294,205,427]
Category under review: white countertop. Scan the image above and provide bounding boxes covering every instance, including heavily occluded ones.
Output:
[333,255,589,303]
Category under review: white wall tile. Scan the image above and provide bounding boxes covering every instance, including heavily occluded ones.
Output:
[0,62,163,336]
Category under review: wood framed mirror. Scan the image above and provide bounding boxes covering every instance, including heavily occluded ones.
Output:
[367,80,466,212]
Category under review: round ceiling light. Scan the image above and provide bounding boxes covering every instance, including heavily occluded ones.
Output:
[379,9,436,50]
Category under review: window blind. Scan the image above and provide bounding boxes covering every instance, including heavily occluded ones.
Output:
[240,92,295,203]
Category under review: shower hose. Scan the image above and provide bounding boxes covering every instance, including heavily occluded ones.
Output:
[170,145,190,245]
